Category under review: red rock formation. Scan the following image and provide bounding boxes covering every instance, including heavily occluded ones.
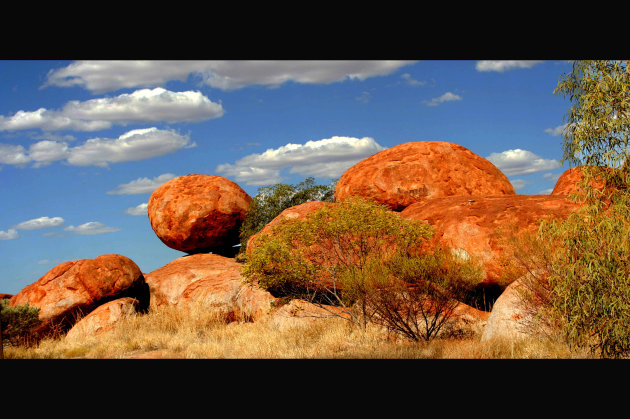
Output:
[552,166,616,197]
[145,253,276,322]
[334,141,516,211]
[148,174,252,255]
[9,254,147,333]
[246,200,331,254]
[400,195,582,287]
[65,297,140,341]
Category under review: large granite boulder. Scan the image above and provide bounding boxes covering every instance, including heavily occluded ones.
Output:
[145,253,276,322]
[148,174,251,256]
[334,141,516,211]
[9,254,148,333]
[400,195,582,287]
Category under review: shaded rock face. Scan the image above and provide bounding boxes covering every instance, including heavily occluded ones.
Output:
[65,297,140,341]
[246,201,331,255]
[334,141,516,211]
[400,195,582,287]
[480,271,555,342]
[9,254,148,333]
[145,253,276,322]
[148,174,252,256]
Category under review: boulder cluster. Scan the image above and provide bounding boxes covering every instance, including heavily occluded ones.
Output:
[4,140,591,345]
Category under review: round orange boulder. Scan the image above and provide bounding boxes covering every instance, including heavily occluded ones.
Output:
[334,141,516,211]
[552,166,615,197]
[148,174,252,255]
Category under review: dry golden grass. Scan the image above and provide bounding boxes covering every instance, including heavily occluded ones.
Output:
[3,300,592,359]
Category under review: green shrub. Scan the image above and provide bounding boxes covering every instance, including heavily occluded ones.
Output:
[1,299,42,348]
[242,196,481,336]
[238,177,335,254]
[541,60,630,358]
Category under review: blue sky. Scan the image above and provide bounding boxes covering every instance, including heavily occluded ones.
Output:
[0,60,573,295]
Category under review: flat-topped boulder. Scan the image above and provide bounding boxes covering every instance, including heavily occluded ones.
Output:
[334,141,516,211]
[148,174,251,256]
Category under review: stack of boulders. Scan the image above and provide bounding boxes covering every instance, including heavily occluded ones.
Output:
[5,141,593,344]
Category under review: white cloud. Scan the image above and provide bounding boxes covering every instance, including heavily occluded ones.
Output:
[486,149,560,176]
[509,179,530,190]
[125,203,149,216]
[64,222,120,235]
[66,128,195,167]
[0,128,194,168]
[400,73,425,86]
[108,173,177,195]
[475,61,544,72]
[424,92,462,107]
[28,140,70,167]
[216,136,385,185]
[14,216,64,230]
[0,229,18,240]
[0,143,30,166]
[44,60,417,93]
[544,124,567,136]
[0,88,224,132]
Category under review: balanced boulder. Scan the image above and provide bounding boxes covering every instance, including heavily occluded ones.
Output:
[9,254,147,333]
[148,174,251,256]
[145,253,275,322]
[334,141,516,211]
[400,195,582,287]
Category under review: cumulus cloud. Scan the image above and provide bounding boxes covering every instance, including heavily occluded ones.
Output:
[14,216,64,230]
[44,60,417,93]
[108,173,176,195]
[0,143,30,166]
[475,60,544,72]
[0,128,194,168]
[0,88,224,133]
[64,221,120,235]
[0,229,18,240]
[486,149,560,176]
[424,92,462,106]
[125,203,148,216]
[216,136,385,185]
[67,128,195,167]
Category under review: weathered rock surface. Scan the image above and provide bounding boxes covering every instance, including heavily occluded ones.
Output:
[334,141,516,211]
[246,200,331,254]
[65,297,140,341]
[145,253,276,322]
[0,293,12,300]
[552,165,616,197]
[480,271,555,342]
[148,174,252,256]
[9,254,148,333]
[268,299,351,330]
[400,195,582,286]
